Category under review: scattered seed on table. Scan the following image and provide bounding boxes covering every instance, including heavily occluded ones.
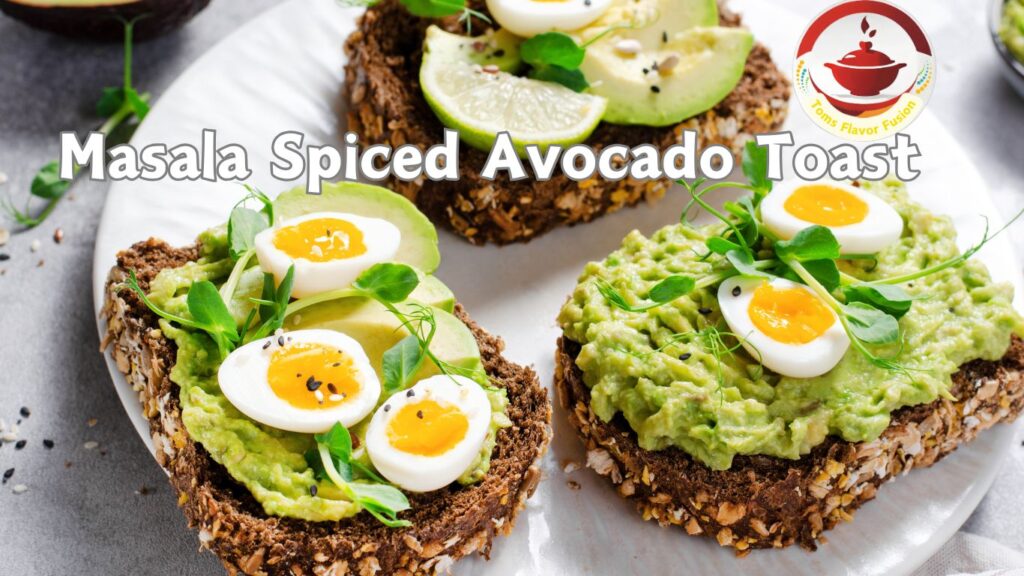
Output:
[19,407,29,418]
[83,441,98,450]
[37,259,44,268]
[0,254,9,262]
[53,228,64,244]
[30,239,40,253]
[87,418,97,427]
[1,432,16,442]
[3,468,13,482]
[0,228,8,247]
[14,440,26,450]
[0,172,7,185]
[12,484,27,495]
[42,439,54,449]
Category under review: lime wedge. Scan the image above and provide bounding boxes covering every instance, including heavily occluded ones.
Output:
[420,26,607,154]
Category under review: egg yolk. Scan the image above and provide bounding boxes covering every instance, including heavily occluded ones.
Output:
[272,218,367,262]
[748,283,835,345]
[784,185,868,227]
[386,399,469,457]
[266,342,361,409]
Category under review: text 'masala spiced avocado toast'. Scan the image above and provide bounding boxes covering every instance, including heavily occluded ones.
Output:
[345,0,790,244]
[555,157,1024,552]
[103,183,550,574]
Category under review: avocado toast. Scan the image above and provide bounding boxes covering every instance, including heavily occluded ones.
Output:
[101,183,551,574]
[554,172,1024,552]
[344,0,789,245]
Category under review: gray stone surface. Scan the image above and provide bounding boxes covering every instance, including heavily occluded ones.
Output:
[0,0,1021,575]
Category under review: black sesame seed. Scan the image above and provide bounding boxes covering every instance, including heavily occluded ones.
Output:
[584,0,591,5]
[0,254,9,262]
[332,362,341,367]
[406,389,415,397]
[306,376,322,392]
[43,439,54,449]
[15,440,26,450]
[650,85,661,93]
[278,336,286,347]
[296,373,302,378]
[384,404,391,412]
[327,383,338,394]
[949,307,955,314]
[309,485,318,497]
[662,31,668,43]
[262,340,272,350]
[19,407,30,418]
[3,468,13,480]
[416,410,424,419]
[642,67,649,74]
[698,307,712,315]
[732,286,742,297]
[679,353,692,361]
[494,49,505,57]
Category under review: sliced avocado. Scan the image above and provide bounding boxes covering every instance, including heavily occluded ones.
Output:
[581,27,752,126]
[577,0,718,47]
[274,182,441,274]
[292,298,484,386]
[0,0,210,41]
[424,26,523,74]
[414,273,456,314]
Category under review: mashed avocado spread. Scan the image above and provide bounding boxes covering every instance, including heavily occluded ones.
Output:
[1002,0,1024,64]
[146,228,509,522]
[558,180,1023,471]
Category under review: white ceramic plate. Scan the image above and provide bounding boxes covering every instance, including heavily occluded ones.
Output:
[92,1,1023,574]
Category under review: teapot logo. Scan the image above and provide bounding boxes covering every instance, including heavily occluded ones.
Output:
[794,0,935,141]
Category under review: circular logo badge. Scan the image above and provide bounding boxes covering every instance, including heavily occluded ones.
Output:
[793,0,935,141]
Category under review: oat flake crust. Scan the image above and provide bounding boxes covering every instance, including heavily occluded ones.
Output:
[343,0,791,245]
[102,238,552,575]
[555,336,1024,553]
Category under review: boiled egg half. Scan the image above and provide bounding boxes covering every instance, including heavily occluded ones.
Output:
[486,0,613,38]
[761,181,903,254]
[718,277,850,378]
[218,329,381,433]
[254,212,401,298]
[365,375,492,492]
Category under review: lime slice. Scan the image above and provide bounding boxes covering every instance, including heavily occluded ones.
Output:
[420,26,607,154]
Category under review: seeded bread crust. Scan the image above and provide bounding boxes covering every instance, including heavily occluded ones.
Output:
[101,238,552,576]
[343,0,791,245]
[554,336,1024,553]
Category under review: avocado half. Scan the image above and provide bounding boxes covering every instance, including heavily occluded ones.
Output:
[0,0,211,41]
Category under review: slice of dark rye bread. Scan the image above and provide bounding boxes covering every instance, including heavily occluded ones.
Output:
[555,336,1024,554]
[100,238,552,576]
[343,0,791,245]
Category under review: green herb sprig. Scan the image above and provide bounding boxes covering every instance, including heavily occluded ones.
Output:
[307,423,412,528]
[3,20,150,230]
[339,0,491,33]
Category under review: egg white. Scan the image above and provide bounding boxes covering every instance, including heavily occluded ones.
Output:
[486,0,613,38]
[217,329,381,433]
[254,211,401,298]
[761,180,903,255]
[365,375,492,493]
[717,277,850,379]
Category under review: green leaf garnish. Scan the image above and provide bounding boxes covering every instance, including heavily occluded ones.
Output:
[382,334,428,396]
[228,207,269,261]
[774,225,841,262]
[354,263,421,303]
[740,140,772,196]
[521,32,586,69]
[842,302,900,345]
[528,65,590,92]
[597,275,695,313]
[313,423,411,528]
[30,161,72,200]
[843,284,919,319]
[725,250,771,279]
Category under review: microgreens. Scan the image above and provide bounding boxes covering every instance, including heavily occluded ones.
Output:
[519,24,633,92]
[125,264,294,359]
[307,423,411,527]
[597,275,695,313]
[3,20,149,230]
[594,139,1024,383]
